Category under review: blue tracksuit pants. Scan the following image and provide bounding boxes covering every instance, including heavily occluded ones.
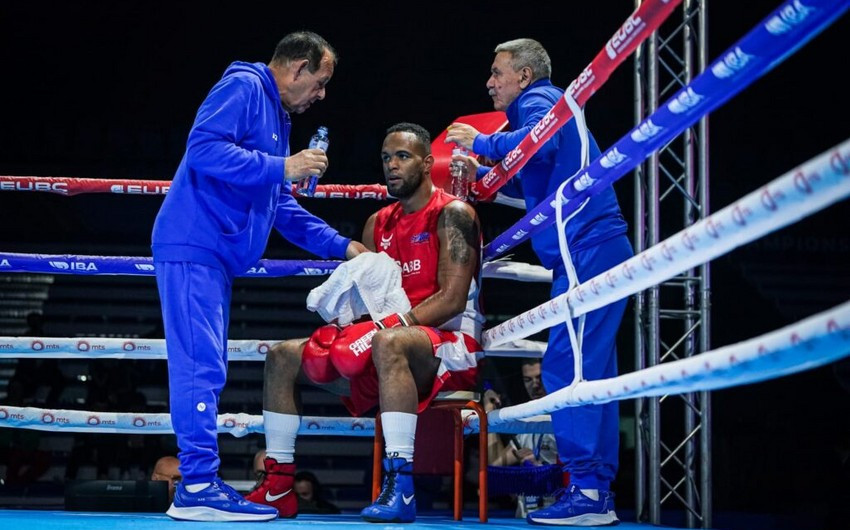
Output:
[156,261,232,484]
[542,234,633,491]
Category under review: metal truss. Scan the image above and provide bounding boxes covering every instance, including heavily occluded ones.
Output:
[633,0,711,527]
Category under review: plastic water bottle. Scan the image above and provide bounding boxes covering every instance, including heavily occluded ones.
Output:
[449,146,469,201]
[296,125,329,197]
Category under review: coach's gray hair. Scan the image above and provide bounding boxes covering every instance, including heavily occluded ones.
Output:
[494,38,552,81]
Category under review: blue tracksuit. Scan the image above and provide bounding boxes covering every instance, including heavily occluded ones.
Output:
[151,61,349,484]
[474,78,632,490]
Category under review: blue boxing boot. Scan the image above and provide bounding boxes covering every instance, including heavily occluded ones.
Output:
[361,456,416,523]
[527,484,618,526]
[167,477,278,522]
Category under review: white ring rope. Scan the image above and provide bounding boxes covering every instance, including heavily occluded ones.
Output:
[0,406,552,437]
[482,260,552,283]
[0,408,372,437]
[0,337,547,361]
[6,295,849,436]
[479,299,850,429]
[483,138,850,349]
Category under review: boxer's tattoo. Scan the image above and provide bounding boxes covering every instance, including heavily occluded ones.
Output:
[441,206,479,265]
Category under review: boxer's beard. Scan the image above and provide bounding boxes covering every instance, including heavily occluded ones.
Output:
[387,171,423,199]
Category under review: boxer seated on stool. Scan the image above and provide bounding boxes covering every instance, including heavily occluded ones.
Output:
[246,122,485,523]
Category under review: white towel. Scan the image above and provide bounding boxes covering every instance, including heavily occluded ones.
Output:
[306,252,411,325]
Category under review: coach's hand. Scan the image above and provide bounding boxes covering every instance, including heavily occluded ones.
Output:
[284,149,328,182]
[345,240,369,259]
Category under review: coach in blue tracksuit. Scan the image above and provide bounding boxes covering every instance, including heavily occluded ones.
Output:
[151,32,366,522]
[446,38,632,526]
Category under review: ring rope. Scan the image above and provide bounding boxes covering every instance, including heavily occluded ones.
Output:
[478,300,850,429]
[0,408,373,437]
[0,177,391,200]
[0,253,552,282]
[6,297,849,437]
[0,175,530,211]
[0,337,547,361]
[483,138,850,349]
[484,0,849,262]
[0,253,340,277]
[0,406,552,437]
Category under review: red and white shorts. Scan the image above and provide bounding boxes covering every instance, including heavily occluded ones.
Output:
[342,327,482,417]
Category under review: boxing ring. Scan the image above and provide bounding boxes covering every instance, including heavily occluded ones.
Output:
[2,0,849,528]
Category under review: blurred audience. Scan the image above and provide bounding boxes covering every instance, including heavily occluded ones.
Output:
[485,359,562,517]
[151,455,182,503]
[486,359,558,467]
[252,449,268,486]
[294,471,340,514]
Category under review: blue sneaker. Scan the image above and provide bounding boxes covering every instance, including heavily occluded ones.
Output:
[166,477,278,522]
[361,456,416,523]
[527,484,618,526]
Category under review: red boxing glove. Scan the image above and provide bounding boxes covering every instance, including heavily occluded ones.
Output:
[329,321,381,379]
[376,313,411,329]
[301,324,342,384]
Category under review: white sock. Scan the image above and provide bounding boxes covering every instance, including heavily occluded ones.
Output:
[580,488,599,501]
[185,482,210,493]
[381,411,417,462]
[263,410,300,464]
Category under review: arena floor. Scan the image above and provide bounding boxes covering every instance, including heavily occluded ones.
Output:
[0,510,689,529]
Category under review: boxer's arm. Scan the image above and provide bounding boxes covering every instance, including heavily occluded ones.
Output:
[361,213,378,252]
[406,200,480,327]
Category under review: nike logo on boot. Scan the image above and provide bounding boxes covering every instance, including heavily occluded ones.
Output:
[402,493,414,505]
[265,489,292,502]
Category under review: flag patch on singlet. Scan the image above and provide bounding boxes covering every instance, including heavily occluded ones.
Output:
[410,232,430,244]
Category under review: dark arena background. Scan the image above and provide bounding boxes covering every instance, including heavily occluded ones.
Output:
[1,1,849,529]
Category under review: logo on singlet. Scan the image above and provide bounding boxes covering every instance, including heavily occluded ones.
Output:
[410,232,430,244]
[381,234,393,250]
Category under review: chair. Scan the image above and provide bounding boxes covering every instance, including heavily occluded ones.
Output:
[371,390,488,522]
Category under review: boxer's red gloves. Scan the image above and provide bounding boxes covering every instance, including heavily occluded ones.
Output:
[301,324,342,384]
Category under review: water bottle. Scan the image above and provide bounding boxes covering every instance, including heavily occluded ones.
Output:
[449,146,469,201]
[296,125,329,197]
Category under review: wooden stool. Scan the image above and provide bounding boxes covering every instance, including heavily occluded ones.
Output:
[371,390,488,522]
